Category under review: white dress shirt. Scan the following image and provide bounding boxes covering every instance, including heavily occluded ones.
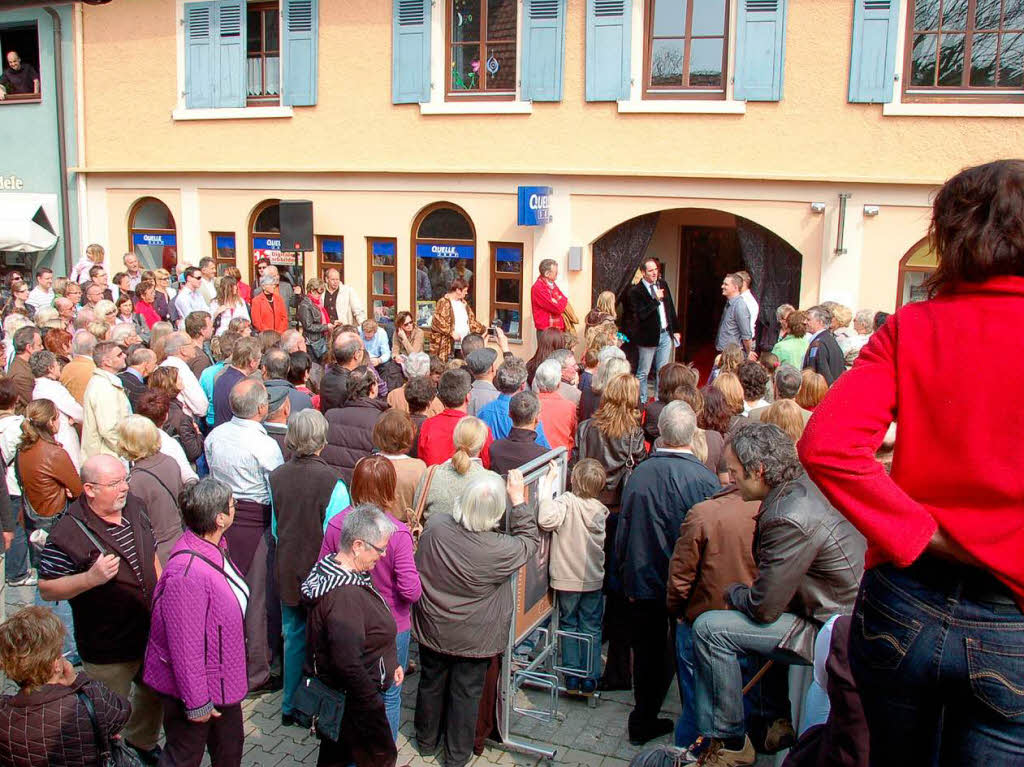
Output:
[33,377,84,471]
[647,280,668,330]
[204,417,283,504]
[158,429,199,484]
[159,355,209,418]
[174,287,211,322]
[741,290,759,338]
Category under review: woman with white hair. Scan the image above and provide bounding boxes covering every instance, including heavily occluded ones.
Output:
[301,505,401,767]
[412,469,539,767]
[578,348,630,422]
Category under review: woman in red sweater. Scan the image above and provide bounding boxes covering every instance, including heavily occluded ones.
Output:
[800,159,1024,765]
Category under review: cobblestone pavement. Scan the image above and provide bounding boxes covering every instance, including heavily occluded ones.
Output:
[4,583,776,767]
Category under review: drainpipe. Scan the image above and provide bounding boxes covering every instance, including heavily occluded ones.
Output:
[44,6,74,276]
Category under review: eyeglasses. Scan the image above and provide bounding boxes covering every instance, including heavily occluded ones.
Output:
[87,478,128,489]
[361,540,387,556]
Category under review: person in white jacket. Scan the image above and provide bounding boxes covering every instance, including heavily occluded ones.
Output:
[157,332,209,419]
[537,458,609,696]
[81,342,131,460]
[30,350,83,471]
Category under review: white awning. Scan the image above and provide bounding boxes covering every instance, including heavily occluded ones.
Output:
[0,193,60,253]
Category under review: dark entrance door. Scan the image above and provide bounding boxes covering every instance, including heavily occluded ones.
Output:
[677,226,743,376]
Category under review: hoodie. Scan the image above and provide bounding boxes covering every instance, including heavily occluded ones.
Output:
[537,491,609,592]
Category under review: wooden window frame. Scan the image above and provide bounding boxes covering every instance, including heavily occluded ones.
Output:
[210,231,238,276]
[410,202,477,330]
[445,0,517,101]
[902,0,1024,103]
[127,197,177,271]
[246,1,282,106]
[643,0,730,100]
[490,242,524,342]
[317,235,345,282]
[248,198,284,286]
[0,24,42,106]
[368,237,398,323]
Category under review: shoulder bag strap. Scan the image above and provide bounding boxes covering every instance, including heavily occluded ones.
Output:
[75,689,112,760]
[408,464,440,539]
[132,467,179,508]
[70,514,110,557]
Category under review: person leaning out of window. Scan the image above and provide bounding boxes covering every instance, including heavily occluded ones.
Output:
[0,606,130,767]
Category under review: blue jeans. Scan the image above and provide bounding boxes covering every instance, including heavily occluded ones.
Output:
[692,608,803,739]
[35,590,79,664]
[850,562,1024,765]
[4,495,28,582]
[674,619,698,747]
[384,629,410,741]
[636,329,673,403]
[557,590,603,682]
[281,603,306,716]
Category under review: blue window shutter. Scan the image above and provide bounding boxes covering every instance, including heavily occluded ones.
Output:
[849,0,900,103]
[734,0,787,102]
[392,0,431,104]
[214,0,245,107]
[586,0,631,102]
[185,2,216,108]
[522,0,566,102]
[283,0,318,106]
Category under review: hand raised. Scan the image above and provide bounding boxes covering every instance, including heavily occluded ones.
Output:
[88,554,120,587]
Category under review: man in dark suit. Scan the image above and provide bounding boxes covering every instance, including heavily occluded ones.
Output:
[802,305,845,385]
[118,347,156,410]
[626,258,680,403]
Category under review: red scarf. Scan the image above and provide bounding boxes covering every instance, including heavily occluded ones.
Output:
[309,294,329,324]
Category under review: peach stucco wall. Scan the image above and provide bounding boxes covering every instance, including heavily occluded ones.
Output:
[79,0,1023,182]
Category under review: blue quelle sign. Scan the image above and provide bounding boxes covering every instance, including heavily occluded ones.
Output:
[415,243,475,260]
[518,186,553,226]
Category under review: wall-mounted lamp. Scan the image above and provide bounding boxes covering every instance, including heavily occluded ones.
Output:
[863,205,880,217]
[810,202,826,214]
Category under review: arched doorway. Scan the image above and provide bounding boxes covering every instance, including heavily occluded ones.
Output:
[248,199,305,289]
[410,203,476,331]
[591,209,802,374]
[897,237,936,306]
[128,197,177,272]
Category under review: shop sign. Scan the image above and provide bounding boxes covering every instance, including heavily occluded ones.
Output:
[132,233,176,248]
[517,186,552,226]
[0,175,25,191]
[415,243,475,260]
[253,236,297,266]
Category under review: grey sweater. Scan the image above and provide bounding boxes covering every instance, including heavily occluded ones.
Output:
[538,492,609,592]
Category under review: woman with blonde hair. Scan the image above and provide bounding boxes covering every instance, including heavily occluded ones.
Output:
[211,274,250,336]
[223,265,250,303]
[152,268,178,324]
[711,342,744,382]
[585,290,618,329]
[762,398,806,443]
[149,320,174,362]
[574,372,647,690]
[0,606,130,767]
[92,299,116,324]
[795,369,828,410]
[712,371,745,430]
[411,415,490,520]
[118,414,185,564]
[87,320,110,342]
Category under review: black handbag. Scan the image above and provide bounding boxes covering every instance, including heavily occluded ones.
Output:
[76,690,143,767]
[292,673,347,741]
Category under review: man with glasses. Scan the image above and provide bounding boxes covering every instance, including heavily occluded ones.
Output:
[174,266,211,323]
[37,454,163,764]
[80,264,113,305]
[81,341,131,460]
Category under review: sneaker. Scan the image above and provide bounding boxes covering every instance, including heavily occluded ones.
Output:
[6,570,37,587]
[761,718,796,753]
[683,736,755,766]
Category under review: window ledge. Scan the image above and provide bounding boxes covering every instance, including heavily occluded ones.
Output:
[171,106,294,121]
[617,99,746,114]
[883,101,1024,117]
[419,101,533,115]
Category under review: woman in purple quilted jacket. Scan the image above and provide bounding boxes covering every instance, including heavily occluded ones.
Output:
[143,478,250,767]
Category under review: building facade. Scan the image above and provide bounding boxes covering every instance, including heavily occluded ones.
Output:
[0,3,81,277]
[74,0,1023,353]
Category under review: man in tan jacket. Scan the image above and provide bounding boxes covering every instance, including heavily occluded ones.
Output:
[59,330,97,405]
[81,342,131,460]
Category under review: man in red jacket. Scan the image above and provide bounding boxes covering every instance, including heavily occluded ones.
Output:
[417,368,492,468]
[530,259,569,342]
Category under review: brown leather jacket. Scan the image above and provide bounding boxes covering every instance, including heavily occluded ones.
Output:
[667,485,759,624]
[17,438,83,517]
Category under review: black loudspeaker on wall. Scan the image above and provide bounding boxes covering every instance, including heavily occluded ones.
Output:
[279,200,314,252]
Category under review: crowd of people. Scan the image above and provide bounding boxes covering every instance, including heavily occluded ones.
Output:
[0,160,1021,767]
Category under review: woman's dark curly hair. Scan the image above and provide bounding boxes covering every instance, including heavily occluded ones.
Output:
[698,386,732,433]
[926,159,1024,296]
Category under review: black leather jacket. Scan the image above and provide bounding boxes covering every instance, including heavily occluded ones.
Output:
[296,296,329,359]
[727,471,866,662]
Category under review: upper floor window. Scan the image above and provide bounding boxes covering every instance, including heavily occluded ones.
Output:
[905,0,1024,100]
[645,0,730,99]
[447,0,518,99]
[247,2,281,104]
[0,24,42,104]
